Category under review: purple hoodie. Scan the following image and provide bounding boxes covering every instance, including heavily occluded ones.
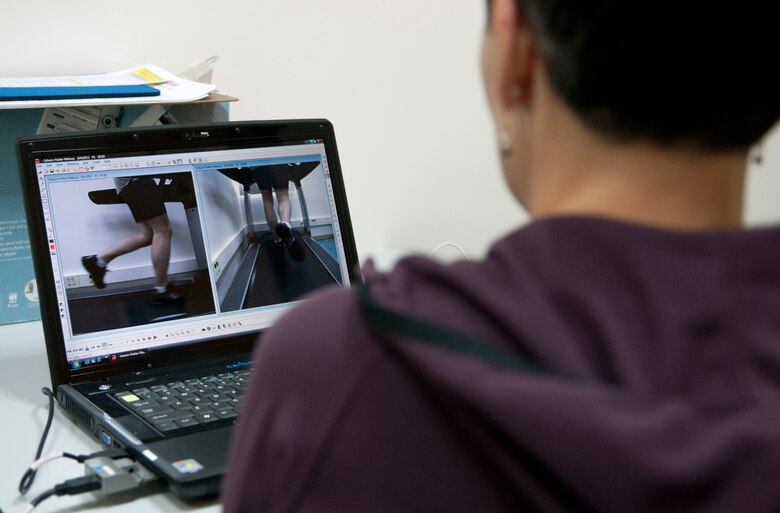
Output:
[223,216,780,512]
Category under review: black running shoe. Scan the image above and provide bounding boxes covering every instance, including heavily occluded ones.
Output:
[152,284,184,305]
[287,236,306,262]
[275,223,306,262]
[81,255,107,289]
[275,222,293,242]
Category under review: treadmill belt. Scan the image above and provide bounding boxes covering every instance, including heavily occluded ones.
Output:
[68,270,216,335]
[243,236,337,308]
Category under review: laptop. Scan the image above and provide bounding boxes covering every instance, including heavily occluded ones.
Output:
[16,120,360,500]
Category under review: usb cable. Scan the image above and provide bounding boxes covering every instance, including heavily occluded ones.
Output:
[5,387,160,513]
[22,456,159,513]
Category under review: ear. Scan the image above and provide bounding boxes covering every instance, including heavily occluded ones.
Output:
[490,0,536,109]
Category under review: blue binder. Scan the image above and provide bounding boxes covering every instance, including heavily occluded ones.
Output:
[0,84,160,102]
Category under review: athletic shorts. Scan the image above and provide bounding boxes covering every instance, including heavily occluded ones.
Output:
[118,177,167,223]
[254,168,289,191]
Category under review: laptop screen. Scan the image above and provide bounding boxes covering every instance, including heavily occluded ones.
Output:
[18,121,358,384]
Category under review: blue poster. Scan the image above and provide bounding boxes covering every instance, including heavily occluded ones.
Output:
[0,109,42,324]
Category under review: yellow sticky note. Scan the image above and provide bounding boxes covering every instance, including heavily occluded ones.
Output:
[121,394,140,403]
[132,67,164,84]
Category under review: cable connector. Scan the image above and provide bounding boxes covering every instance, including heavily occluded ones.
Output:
[75,448,129,464]
[23,475,101,513]
[19,448,130,495]
[54,475,102,496]
[84,456,159,496]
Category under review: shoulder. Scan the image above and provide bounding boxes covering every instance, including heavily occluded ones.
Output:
[253,285,380,397]
[224,286,385,511]
[359,217,667,377]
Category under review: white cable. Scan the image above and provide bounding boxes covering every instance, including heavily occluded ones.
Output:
[29,452,65,471]
[428,242,470,261]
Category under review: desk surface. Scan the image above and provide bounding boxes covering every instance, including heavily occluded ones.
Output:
[0,321,220,513]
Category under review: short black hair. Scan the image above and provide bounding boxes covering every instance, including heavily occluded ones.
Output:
[488,0,780,149]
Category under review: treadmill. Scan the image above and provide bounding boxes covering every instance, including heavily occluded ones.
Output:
[218,162,343,312]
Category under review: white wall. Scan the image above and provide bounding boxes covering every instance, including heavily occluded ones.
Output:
[3,1,778,262]
[198,171,247,263]
[745,122,780,226]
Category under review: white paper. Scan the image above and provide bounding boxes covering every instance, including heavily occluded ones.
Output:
[0,63,217,110]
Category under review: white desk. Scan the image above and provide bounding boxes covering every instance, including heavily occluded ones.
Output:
[0,321,220,513]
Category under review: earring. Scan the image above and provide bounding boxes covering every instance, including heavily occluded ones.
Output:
[496,86,522,158]
[751,142,764,165]
[497,127,512,158]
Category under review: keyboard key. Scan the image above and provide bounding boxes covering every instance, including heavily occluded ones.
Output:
[147,410,192,423]
[128,399,160,409]
[175,417,200,428]
[205,393,224,402]
[114,391,141,403]
[154,421,178,433]
[196,412,218,423]
[216,408,238,420]
[138,404,174,416]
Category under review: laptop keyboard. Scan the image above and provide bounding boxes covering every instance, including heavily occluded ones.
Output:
[113,369,250,433]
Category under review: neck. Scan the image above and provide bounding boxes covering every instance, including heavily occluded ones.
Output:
[523,80,748,231]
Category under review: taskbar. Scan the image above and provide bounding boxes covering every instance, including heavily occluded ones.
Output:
[68,348,149,370]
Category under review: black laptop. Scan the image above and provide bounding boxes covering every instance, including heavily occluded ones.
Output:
[16,120,360,499]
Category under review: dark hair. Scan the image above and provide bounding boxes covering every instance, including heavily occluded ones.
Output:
[489,0,780,149]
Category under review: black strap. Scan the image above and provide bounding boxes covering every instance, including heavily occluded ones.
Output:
[356,283,553,376]
[355,283,594,512]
